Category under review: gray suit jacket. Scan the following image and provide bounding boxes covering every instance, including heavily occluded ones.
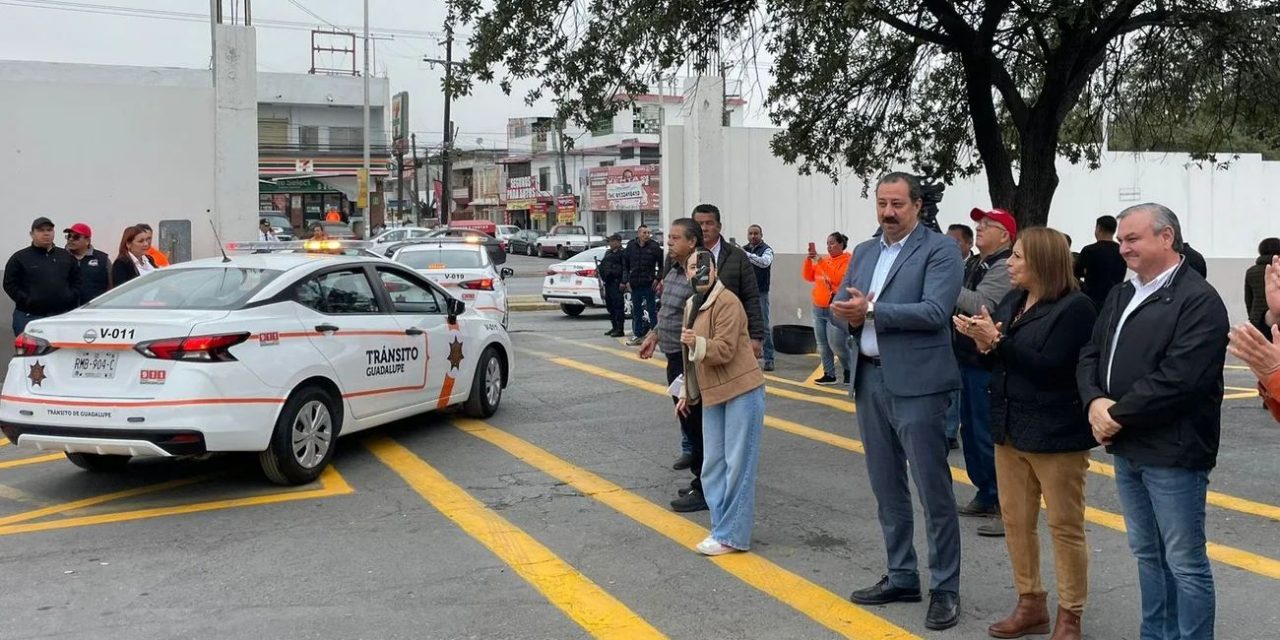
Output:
[833,224,963,397]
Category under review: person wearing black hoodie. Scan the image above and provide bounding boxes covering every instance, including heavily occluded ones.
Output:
[1244,237,1280,335]
[3,217,81,335]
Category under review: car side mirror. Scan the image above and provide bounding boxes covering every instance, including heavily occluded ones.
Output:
[500,267,514,279]
[447,297,465,319]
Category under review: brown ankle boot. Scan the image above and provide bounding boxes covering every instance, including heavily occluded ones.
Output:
[1050,607,1082,640]
[988,593,1050,638]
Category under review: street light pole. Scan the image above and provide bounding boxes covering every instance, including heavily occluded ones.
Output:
[361,0,371,239]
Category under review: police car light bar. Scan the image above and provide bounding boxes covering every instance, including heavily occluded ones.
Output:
[226,240,374,252]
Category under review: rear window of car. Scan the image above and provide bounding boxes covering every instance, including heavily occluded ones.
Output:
[86,268,284,310]
[397,248,484,270]
[570,247,609,263]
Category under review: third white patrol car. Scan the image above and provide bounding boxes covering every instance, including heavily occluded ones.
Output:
[0,250,512,485]
[391,239,512,328]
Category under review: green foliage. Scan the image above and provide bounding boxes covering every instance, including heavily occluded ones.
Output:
[452,0,1280,226]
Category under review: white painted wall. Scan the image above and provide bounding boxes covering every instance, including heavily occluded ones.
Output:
[662,124,1279,326]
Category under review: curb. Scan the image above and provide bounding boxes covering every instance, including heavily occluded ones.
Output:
[510,303,561,312]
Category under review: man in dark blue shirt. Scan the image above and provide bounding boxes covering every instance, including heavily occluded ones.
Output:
[64,222,111,304]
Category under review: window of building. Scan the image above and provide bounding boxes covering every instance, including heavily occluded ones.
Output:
[329,126,362,151]
[590,114,614,136]
[507,163,532,179]
[640,158,660,165]
[599,160,614,167]
[620,147,635,160]
[632,104,662,134]
[299,126,319,151]
[258,118,289,148]
[538,167,552,192]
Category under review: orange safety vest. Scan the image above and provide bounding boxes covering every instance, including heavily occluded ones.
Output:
[147,246,171,267]
[325,210,341,222]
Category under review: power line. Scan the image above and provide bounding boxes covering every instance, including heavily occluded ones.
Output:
[1,0,460,40]
[286,0,342,33]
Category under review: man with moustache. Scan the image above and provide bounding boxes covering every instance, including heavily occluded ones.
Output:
[691,204,764,357]
[831,172,964,630]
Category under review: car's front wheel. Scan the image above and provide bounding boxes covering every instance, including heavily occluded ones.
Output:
[557,246,568,260]
[464,347,504,418]
[560,304,585,317]
[526,244,535,257]
[65,452,130,472]
[260,385,340,486]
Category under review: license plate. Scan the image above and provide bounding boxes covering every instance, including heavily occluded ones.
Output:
[558,275,569,283]
[73,351,118,379]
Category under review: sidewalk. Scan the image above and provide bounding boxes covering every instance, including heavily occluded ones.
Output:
[509,295,559,312]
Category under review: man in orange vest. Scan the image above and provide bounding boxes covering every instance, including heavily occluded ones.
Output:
[325,209,342,223]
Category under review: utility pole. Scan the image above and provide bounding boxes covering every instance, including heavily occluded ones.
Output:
[360,0,371,239]
[410,133,421,223]
[425,19,465,226]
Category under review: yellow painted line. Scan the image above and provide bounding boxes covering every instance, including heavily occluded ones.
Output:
[801,363,828,391]
[453,419,918,640]
[1225,365,1251,370]
[366,437,667,640]
[1225,391,1261,400]
[0,437,9,446]
[0,453,64,470]
[542,353,1280,581]
[1088,460,1280,521]
[1226,385,1259,392]
[0,475,211,526]
[0,466,353,537]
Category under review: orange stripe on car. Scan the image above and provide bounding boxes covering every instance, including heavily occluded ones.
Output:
[49,342,135,351]
[0,394,284,408]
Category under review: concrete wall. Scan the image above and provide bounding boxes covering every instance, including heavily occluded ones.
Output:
[662,124,1276,328]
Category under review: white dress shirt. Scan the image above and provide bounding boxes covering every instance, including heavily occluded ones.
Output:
[706,238,723,263]
[859,225,918,357]
[1106,258,1182,391]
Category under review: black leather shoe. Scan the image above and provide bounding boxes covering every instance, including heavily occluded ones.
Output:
[672,453,693,470]
[958,497,999,517]
[677,486,694,497]
[925,591,960,630]
[670,489,708,512]
[848,575,922,605]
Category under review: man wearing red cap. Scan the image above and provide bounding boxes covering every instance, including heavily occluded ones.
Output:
[64,223,111,304]
[953,207,1017,536]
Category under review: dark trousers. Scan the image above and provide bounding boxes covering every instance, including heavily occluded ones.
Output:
[603,279,625,329]
[632,285,657,337]
[12,310,42,336]
[666,351,702,491]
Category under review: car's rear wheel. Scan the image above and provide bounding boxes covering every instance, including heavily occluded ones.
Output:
[557,246,568,260]
[65,452,130,472]
[526,244,535,257]
[464,347,504,418]
[560,304,585,317]
[260,385,339,486]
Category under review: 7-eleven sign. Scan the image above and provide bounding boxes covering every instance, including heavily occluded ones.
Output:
[294,159,314,173]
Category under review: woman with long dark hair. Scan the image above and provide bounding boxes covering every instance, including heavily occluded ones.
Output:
[110,225,158,288]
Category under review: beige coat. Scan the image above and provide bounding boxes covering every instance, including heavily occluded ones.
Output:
[681,282,765,407]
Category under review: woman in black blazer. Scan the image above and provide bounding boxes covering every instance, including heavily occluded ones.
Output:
[955,227,1098,640]
[110,225,158,288]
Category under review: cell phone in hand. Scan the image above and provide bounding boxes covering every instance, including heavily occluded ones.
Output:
[808,241,817,255]
[692,251,712,287]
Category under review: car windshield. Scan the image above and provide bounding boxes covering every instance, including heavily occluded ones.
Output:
[554,226,587,235]
[398,248,484,270]
[263,216,290,228]
[569,247,609,263]
[323,223,352,234]
[86,268,284,310]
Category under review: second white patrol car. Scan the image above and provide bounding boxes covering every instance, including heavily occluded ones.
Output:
[391,239,512,328]
[0,250,513,485]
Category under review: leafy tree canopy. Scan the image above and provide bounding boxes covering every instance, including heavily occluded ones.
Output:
[451,0,1280,227]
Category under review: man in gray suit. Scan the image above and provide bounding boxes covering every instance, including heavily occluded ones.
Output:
[832,172,964,631]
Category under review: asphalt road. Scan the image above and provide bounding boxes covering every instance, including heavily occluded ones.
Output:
[1,308,1277,639]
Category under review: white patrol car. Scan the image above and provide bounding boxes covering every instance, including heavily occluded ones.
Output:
[0,250,513,485]
[390,239,513,329]
[542,246,633,318]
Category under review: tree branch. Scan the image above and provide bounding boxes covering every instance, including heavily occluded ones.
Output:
[1118,4,1280,36]
[870,7,956,49]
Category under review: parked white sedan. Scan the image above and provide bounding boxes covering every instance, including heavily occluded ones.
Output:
[541,246,633,317]
[0,252,512,485]
[392,240,513,328]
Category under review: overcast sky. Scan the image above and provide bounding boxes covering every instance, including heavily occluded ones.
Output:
[1,0,775,152]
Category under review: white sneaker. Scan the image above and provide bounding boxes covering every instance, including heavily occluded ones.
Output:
[695,537,740,556]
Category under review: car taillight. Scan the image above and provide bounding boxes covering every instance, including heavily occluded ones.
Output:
[459,278,495,291]
[14,334,57,357]
[500,241,509,251]
[135,332,250,362]
[546,269,556,276]
[574,269,596,278]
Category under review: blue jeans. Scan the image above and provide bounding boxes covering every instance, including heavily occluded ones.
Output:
[631,285,656,337]
[1114,456,1215,640]
[12,310,42,336]
[959,364,997,506]
[812,306,851,378]
[760,293,774,365]
[701,385,765,549]
[945,389,961,440]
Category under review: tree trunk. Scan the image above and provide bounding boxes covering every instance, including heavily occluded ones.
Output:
[1005,117,1061,229]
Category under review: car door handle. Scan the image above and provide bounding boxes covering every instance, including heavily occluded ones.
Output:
[404,327,424,336]
[315,324,339,333]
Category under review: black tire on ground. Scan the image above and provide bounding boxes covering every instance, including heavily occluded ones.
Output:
[259,385,341,486]
[65,452,131,472]
[464,346,504,418]
[557,246,568,260]
[560,304,585,317]
[526,244,535,257]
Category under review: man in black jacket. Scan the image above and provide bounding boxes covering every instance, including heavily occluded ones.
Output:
[597,234,627,337]
[692,204,764,357]
[4,217,82,335]
[64,222,110,304]
[622,225,663,345]
[1075,215,1127,309]
[1077,203,1226,640]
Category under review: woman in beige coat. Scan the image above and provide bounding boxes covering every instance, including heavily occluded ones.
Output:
[676,249,767,556]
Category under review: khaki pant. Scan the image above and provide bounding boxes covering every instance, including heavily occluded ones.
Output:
[995,444,1090,614]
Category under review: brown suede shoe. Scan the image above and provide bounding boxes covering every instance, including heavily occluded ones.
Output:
[988,593,1050,638]
[1050,607,1082,640]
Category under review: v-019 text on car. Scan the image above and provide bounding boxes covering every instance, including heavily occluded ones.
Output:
[391,240,513,328]
[0,251,513,485]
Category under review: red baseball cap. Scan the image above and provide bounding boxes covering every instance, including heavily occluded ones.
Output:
[969,208,1017,242]
[63,223,92,238]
